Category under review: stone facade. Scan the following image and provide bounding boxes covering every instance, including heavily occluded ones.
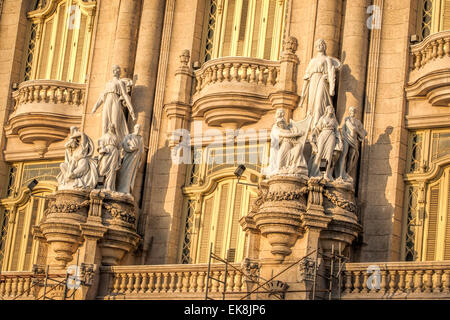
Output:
[0,0,450,300]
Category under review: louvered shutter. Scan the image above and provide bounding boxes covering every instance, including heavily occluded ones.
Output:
[214,184,230,256]
[443,0,450,30]
[10,210,26,271]
[198,197,214,263]
[228,184,243,262]
[425,186,440,261]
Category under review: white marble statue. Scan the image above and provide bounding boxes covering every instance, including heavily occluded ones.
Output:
[266,109,310,176]
[117,124,145,195]
[91,65,137,143]
[335,106,367,183]
[57,127,99,190]
[309,106,343,181]
[300,39,341,129]
[98,124,121,191]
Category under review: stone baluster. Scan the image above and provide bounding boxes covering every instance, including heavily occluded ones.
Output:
[444,38,450,56]
[162,272,170,293]
[352,271,361,293]
[217,64,225,82]
[0,280,5,297]
[176,272,183,293]
[227,270,235,293]
[224,63,232,81]
[126,273,134,294]
[148,273,155,293]
[140,273,149,294]
[133,273,141,294]
[257,66,265,85]
[267,67,275,85]
[190,272,199,293]
[34,85,41,102]
[361,272,368,293]
[195,73,202,93]
[181,272,190,293]
[234,272,242,293]
[414,270,424,293]
[249,65,257,83]
[431,41,438,59]
[414,52,421,70]
[433,270,443,293]
[443,270,450,293]
[424,270,433,293]
[241,64,249,82]
[437,39,445,57]
[111,274,120,294]
[380,270,388,294]
[344,271,352,293]
[211,65,218,83]
[169,272,177,292]
[405,270,414,293]
[397,270,406,293]
[197,272,206,293]
[388,270,396,294]
[10,278,17,297]
[232,63,240,81]
[212,271,220,293]
[17,278,24,297]
[66,88,74,105]
[154,272,162,293]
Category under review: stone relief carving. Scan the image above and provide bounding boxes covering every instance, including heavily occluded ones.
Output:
[91,65,136,143]
[116,124,145,195]
[102,202,136,224]
[335,107,367,183]
[309,105,343,181]
[300,38,342,129]
[57,126,99,190]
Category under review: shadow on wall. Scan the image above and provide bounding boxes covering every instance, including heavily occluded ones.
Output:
[336,51,361,122]
[137,140,173,265]
[353,125,394,262]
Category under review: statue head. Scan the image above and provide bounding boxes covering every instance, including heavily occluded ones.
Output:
[326,105,335,116]
[315,39,327,54]
[112,65,121,78]
[349,106,357,117]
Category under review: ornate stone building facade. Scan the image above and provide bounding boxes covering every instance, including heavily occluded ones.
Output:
[0,0,450,300]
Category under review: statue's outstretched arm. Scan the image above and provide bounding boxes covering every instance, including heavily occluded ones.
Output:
[92,94,104,114]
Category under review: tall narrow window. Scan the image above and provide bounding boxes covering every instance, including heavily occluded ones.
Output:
[418,0,450,40]
[23,0,96,83]
[202,0,286,62]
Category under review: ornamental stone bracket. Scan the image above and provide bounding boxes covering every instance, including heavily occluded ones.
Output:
[34,189,141,272]
[241,175,362,264]
[4,80,85,159]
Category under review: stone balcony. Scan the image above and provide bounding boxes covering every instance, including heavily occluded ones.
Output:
[406,30,450,107]
[341,261,450,299]
[97,263,249,300]
[4,80,85,159]
[191,42,299,130]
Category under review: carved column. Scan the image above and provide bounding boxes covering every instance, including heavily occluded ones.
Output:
[336,0,370,122]
[314,0,343,58]
[112,0,142,78]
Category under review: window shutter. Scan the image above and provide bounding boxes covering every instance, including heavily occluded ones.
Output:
[263,0,276,60]
[444,181,450,260]
[214,184,230,256]
[10,210,26,271]
[251,0,263,57]
[443,0,450,30]
[236,0,249,56]
[228,184,243,262]
[222,0,236,57]
[425,186,440,261]
[23,198,39,270]
[73,14,88,83]
[38,18,54,79]
[198,197,214,263]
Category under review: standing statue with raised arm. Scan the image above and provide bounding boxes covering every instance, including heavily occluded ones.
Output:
[300,39,341,129]
[91,65,136,143]
[335,106,367,183]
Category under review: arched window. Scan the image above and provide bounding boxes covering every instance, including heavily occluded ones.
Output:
[0,162,60,271]
[23,0,97,83]
[202,0,286,62]
[402,129,450,261]
[418,0,450,40]
[179,142,267,264]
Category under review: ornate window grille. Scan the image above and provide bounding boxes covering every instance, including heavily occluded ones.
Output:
[0,210,10,269]
[404,186,419,261]
[417,0,450,41]
[181,200,196,264]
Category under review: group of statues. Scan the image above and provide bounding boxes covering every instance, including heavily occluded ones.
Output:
[57,65,144,196]
[269,39,367,184]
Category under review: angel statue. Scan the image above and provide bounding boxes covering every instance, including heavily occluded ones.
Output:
[92,65,136,144]
[299,39,341,129]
